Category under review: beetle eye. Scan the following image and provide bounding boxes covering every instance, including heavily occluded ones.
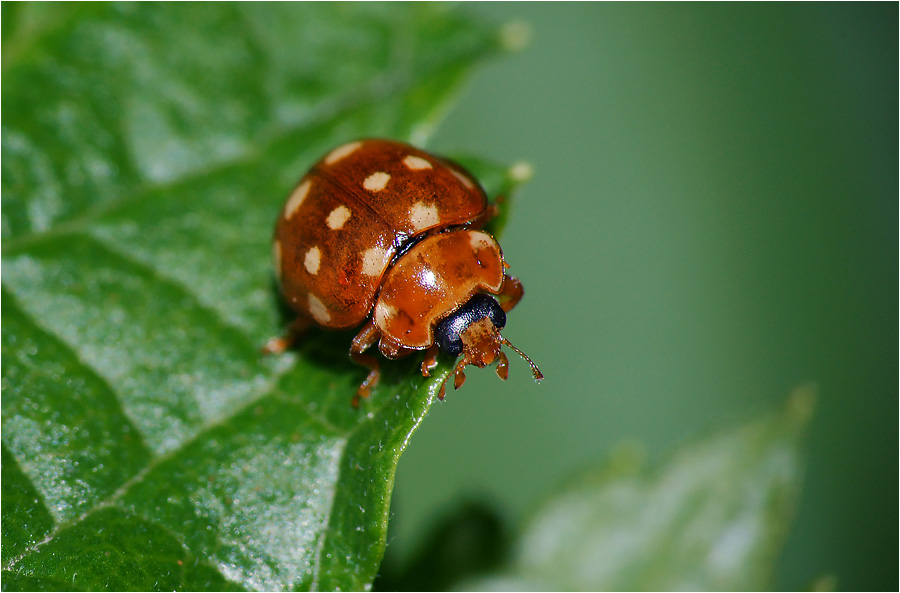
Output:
[434,293,505,356]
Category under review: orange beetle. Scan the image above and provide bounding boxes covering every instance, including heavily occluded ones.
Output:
[267,139,541,405]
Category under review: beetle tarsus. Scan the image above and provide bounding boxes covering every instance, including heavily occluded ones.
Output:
[348,320,383,405]
[420,345,440,377]
[261,336,291,355]
[496,351,509,380]
[454,369,467,390]
[262,317,309,355]
[352,376,376,408]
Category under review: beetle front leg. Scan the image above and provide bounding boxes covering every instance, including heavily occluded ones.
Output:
[436,357,469,401]
[420,345,440,377]
[495,275,524,313]
[350,319,381,407]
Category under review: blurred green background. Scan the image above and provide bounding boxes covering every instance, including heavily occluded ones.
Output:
[388,4,897,590]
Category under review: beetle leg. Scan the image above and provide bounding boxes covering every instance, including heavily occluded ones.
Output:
[436,357,468,401]
[350,320,381,407]
[420,345,440,377]
[495,351,510,380]
[495,275,524,312]
[262,316,310,355]
[453,368,467,390]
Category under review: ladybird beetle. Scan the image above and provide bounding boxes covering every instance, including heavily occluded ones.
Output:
[266,139,542,405]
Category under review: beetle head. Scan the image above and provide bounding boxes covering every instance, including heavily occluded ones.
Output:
[433,293,542,399]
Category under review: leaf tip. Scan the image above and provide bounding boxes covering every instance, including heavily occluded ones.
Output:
[498,20,532,53]
[508,161,534,184]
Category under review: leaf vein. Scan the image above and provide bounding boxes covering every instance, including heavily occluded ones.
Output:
[4,66,433,256]
[2,361,298,573]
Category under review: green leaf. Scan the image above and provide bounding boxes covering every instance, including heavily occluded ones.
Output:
[2,4,527,590]
[464,388,816,591]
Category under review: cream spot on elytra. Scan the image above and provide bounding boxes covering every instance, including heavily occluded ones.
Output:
[325,141,362,165]
[408,201,440,231]
[284,180,311,220]
[403,155,432,171]
[326,205,351,230]
[308,294,331,323]
[304,246,321,275]
[363,171,391,192]
[361,246,390,277]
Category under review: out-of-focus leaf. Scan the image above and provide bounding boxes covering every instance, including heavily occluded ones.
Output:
[1,4,528,590]
[464,387,815,591]
[374,501,509,592]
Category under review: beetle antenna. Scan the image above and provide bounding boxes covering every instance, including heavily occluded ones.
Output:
[500,336,543,381]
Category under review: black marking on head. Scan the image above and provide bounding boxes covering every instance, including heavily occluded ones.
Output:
[434,293,506,356]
